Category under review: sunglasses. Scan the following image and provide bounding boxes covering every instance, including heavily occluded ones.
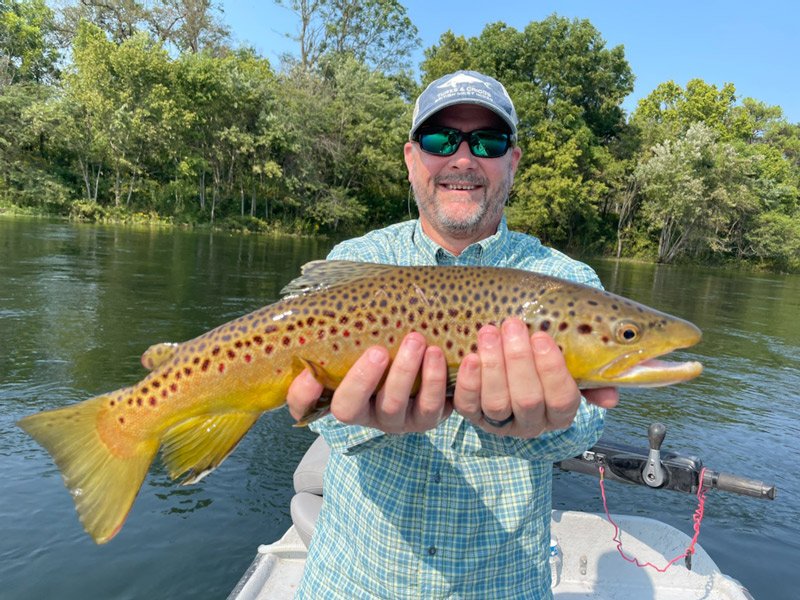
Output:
[413,126,514,158]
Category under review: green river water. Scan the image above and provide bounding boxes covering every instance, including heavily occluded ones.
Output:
[1,217,798,599]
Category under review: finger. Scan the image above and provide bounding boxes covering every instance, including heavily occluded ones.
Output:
[286,368,325,422]
[531,332,581,429]
[453,352,481,421]
[477,324,513,424]
[501,318,544,429]
[374,332,426,432]
[329,346,389,425]
[583,387,620,409]
[409,346,450,430]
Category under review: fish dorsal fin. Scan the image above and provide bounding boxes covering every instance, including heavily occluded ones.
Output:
[281,260,395,297]
[141,342,180,371]
[161,412,260,485]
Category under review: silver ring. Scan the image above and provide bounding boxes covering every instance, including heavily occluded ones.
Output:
[482,413,514,428]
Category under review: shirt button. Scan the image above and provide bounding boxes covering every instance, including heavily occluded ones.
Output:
[427,546,437,556]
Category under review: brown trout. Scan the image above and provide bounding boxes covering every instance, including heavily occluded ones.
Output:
[18,260,702,544]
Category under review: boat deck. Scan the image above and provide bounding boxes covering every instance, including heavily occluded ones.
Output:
[228,511,752,600]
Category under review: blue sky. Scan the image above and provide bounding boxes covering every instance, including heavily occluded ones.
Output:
[220,0,798,123]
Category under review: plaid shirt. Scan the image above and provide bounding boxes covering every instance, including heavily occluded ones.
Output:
[296,218,605,599]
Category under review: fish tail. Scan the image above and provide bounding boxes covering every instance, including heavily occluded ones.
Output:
[17,396,158,544]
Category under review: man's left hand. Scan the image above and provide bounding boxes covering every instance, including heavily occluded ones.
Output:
[453,317,619,438]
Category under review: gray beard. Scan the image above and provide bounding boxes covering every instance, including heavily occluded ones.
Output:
[412,172,512,239]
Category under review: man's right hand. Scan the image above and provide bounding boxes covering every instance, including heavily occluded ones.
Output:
[286,332,453,433]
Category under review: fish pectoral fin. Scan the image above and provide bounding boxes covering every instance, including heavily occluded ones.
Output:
[17,396,159,544]
[141,342,179,371]
[161,412,260,485]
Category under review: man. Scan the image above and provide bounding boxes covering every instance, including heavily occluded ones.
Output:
[287,70,619,599]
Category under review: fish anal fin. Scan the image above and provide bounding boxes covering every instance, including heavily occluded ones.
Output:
[161,412,260,484]
[17,396,159,544]
[141,342,179,371]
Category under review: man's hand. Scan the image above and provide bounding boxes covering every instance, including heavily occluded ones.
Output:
[286,332,452,433]
[453,318,619,438]
[287,318,618,436]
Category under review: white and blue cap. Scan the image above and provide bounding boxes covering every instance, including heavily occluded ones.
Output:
[410,70,518,139]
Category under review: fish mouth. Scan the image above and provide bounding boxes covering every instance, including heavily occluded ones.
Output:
[597,352,703,388]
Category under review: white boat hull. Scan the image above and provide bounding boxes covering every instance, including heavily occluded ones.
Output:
[228,510,753,600]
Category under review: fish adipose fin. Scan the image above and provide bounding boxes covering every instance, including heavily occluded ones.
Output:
[17,397,159,544]
[140,342,179,370]
[161,412,260,485]
[281,260,395,297]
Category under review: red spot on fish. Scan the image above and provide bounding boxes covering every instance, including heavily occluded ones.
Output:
[446,340,453,350]
[219,363,225,373]
[136,398,142,406]
[175,372,182,380]
[333,343,340,351]
[212,346,221,356]
[253,335,263,345]
[152,381,160,388]
[118,417,125,424]
[161,390,168,398]
[559,322,569,331]
[128,398,134,406]
[149,396,156,405]
[184,367,192,376]
[340,315,349,324]
[330,326,338,335]
[227,349,236,359]
[235,341,243,348]
[307,317,315,326]
[170,383,178,393]
[201,359,210,371]
[142,386,149,394]
[244,354,252,363]
[470,343,478,353]
[388,335,395,344]
[109,400,116,407]
[282,336,291,346]
[298,336,306,345]
[265,344,274,355]
[396,320,402,328]
[343,330,350,338]
[601,336,610,344]
[355,340,361,346]
[354,321,364,330]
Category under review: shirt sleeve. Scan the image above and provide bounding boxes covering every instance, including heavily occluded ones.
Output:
[455,400,605,463]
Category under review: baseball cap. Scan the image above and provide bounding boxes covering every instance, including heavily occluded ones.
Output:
[409,70,518,139]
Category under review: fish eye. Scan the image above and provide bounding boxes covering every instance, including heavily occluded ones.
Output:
[615,321,641,344]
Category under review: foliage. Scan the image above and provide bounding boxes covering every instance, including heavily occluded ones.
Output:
[1,2,798,270]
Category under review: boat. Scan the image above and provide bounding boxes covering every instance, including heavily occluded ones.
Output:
[228,424,775,600]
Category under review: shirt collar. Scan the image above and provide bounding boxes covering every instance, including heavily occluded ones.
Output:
[412,217,511,266]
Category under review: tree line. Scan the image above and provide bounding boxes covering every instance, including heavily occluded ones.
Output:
[1,0,799,270]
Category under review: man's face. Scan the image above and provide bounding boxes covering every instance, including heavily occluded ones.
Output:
[404,104,522,247]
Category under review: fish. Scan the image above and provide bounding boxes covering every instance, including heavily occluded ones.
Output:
[17,260,703,544]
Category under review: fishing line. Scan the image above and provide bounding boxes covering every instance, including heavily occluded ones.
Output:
[597,465,708,572]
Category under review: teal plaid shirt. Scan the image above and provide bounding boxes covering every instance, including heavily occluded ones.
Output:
[295,218,605,599]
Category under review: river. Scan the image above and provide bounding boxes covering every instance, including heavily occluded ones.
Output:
[1,217,797,599]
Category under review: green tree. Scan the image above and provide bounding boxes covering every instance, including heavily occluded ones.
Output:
[421,16,634,248]
[275,0,419,74]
